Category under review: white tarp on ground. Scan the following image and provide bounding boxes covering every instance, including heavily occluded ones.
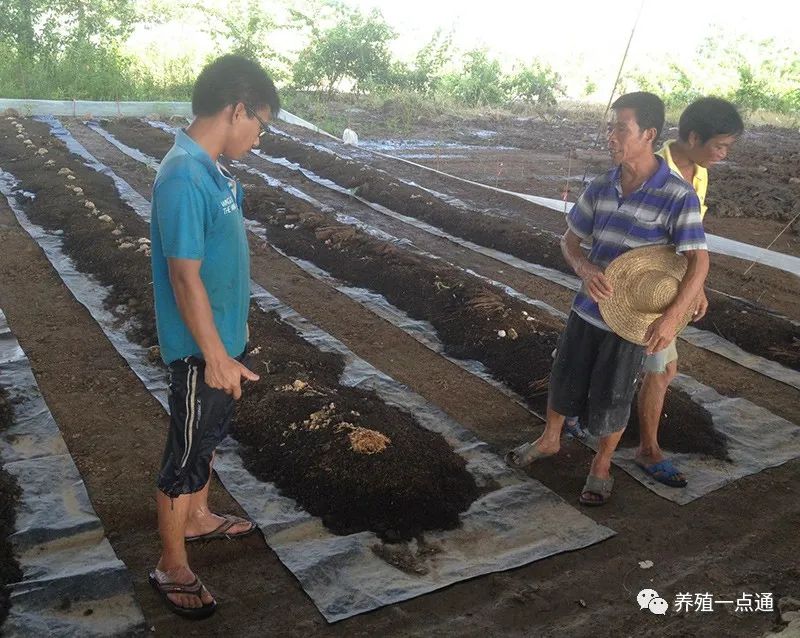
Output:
[86,120,800,509]
[1,118,618,623]
[0,309,145,638]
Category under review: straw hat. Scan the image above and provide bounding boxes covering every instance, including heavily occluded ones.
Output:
[598,245,693,345]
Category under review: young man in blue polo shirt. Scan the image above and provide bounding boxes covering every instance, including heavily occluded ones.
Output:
[506,92,709,506]
[148,54,279,618]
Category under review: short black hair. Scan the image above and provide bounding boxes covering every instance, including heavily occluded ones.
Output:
[611,91,665,141]
[192,54,280,117]
[678,97,744,143]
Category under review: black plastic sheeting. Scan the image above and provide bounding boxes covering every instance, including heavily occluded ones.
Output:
[0,308,145,637]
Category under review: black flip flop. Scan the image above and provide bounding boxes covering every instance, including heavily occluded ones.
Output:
[148,572,217,620]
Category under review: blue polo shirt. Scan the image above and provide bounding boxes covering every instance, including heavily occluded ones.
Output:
[567,156,707,331]
[151,129,249,364]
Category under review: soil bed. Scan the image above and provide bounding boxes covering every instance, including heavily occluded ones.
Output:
[0,388,22,627]
[107,119,800,371]
[258,126,800,371]
[241,184,727,460]
[103,117,730,460]
[0,116,479,541]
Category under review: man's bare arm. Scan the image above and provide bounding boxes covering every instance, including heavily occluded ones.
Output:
[168,258,258,399]
[561,229,613,301]
[644,249,709,354]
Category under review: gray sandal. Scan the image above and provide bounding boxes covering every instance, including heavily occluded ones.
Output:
[185,514,257,543]
[504,442,553,468]
[579,475,614,506]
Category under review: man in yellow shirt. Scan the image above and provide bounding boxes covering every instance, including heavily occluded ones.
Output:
[635,97,743,487]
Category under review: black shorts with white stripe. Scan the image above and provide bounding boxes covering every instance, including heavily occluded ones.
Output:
[156,349,247,497]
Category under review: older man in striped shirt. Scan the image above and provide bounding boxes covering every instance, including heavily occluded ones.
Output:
[506,92,709,506]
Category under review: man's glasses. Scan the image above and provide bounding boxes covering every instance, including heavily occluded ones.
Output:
[244,103,269,138]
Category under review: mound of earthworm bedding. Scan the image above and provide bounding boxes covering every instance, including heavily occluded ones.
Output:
[104,118,176,160]
[0,116,479,541]
[242,185,729,460]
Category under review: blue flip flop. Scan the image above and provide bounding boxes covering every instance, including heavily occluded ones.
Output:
[564,417,587,440]
[635,458,688,488]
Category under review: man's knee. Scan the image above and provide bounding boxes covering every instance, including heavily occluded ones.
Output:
[645,360,677,388]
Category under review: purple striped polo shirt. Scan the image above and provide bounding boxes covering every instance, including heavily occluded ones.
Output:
[567,156,707,331]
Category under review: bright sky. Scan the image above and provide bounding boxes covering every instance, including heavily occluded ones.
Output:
[129,0,799,97]
[346,0,799,94]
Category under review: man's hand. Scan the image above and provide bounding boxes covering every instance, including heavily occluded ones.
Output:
[576,261,613,302]
[692,289,709,321]
[205,356,260,400]
[644,312,681,355]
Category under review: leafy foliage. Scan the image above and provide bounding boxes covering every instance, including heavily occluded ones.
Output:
[292,4,396,93]
[441,49,505,106]
[504,61,565,107]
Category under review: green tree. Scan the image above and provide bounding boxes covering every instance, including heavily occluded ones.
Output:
[441,49,505,106]
[404,28,453,93]
[292,4,396,93]
[504,60,564,107]
[0,0,136,58]
[196,0,289,81]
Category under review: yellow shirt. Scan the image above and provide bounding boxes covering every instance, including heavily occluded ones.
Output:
[657,140,708,218]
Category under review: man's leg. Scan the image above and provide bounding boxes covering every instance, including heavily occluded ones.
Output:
[529,312,595,455]
[153,490,215,609]
[529,404,568,456]
[580,429,625,504]
[579,327,647,503]
[152,358,218,612]
[636,359,678,465]
[183,454,253,538]
[635,339,686,487]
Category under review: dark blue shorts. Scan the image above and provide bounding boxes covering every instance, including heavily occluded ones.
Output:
[549,312,645,437]
[156,350,246,497]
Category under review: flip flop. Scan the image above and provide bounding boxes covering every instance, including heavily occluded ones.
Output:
[635,458,688,488]
[504,442,554,468]
[579,474,614,506]
[185,514,257,543]
[148,572,217,620]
